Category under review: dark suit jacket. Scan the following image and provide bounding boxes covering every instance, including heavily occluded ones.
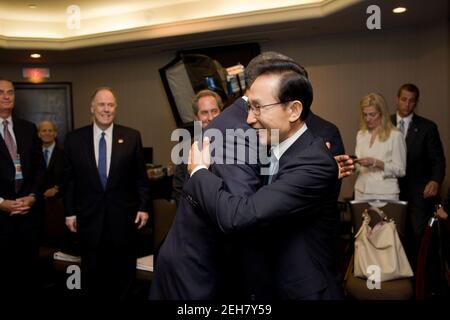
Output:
[185,129,344,299]
[0,117,45,201]
[305,111,345,156]
[150,97,261,299]
[0,117,45,249]
[390,114,445,204]
[43,145,64,193]
[64,124,150,250]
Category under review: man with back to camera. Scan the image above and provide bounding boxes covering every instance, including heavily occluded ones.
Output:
[64,87,150,299]
[0,78,45,298]
[172,89,223,205]
[186,59,344,299]
[391,83,446,266]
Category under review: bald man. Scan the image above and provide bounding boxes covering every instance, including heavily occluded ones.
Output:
[64,87,150,299]
[38,120,64,199]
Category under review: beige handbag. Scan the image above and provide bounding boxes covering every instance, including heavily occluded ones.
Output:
[354,206,413,282]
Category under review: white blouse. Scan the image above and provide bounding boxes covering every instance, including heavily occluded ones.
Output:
[354,129,406,196]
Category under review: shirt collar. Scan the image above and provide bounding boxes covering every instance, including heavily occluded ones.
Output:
[1,115,13,126]
[396,112,413,125]
[93,122,114,137]
[271,124,308,161]
[44,141,56,153]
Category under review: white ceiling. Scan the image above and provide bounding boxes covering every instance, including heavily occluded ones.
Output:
[0,0,447,63]
[0,0,355,49]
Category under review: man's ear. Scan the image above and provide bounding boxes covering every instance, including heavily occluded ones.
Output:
[289,100,302,122]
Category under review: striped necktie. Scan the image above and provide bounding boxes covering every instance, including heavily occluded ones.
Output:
[2,120,17,160]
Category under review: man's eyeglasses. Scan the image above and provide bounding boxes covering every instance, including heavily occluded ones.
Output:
[247,101,290,115]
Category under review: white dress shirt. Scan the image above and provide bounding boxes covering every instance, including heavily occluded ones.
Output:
[42,141,56,165]
[93,122,113,176]
[396,112,413,137]
[269,123,308,175]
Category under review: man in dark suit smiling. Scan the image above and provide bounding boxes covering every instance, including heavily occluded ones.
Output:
[64,87,150,299]
[186,60,344,299]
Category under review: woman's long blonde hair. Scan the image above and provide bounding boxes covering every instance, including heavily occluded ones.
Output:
[359,92,396,142]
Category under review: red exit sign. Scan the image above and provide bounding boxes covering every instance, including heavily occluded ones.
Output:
[22,68,50,79]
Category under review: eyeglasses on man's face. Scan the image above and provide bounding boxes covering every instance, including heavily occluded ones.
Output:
[247,101,290,115]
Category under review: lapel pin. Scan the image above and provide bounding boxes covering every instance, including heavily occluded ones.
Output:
[118,139,124,144]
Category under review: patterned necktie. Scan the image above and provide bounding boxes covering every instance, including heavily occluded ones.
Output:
[2,120,17,161]
[98,132,107,189]
[399,119,406,136]
[3,120,22,192]
[43,149,49,167]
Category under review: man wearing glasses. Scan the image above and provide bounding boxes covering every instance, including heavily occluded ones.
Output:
[185,60,344,299]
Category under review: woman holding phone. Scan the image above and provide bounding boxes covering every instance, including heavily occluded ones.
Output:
[354,93,406,200]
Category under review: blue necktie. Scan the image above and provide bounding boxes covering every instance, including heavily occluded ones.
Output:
[399,119,405,136]
[43,149,49,167]
[98,132,107,189]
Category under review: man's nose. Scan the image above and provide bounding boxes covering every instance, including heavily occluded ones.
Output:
[247,111,256,125]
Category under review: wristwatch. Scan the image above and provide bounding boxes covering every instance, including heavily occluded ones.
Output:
[0,197,4,205]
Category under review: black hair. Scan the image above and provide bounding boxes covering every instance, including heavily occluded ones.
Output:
[251,60,313,120]
[397,83,420,100]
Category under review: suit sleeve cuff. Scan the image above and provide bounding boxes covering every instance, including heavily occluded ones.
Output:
[190,165,208,177]
[65,215,76,220]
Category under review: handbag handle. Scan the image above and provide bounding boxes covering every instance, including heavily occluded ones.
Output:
[362,206,388,222]
[355,206,389,239]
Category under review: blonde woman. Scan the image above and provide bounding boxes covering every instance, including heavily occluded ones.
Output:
[354,93,406,200]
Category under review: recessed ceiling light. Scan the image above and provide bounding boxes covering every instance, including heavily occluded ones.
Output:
[28,4,37,9]
[30,53,41,59]
[393,7,407,14]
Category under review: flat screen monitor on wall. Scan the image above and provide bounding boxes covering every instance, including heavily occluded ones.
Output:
[159,42,260,128]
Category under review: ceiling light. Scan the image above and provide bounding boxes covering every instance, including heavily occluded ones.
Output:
[30,53,41,59]
[28,4,37,9]
[393,7,407,14]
